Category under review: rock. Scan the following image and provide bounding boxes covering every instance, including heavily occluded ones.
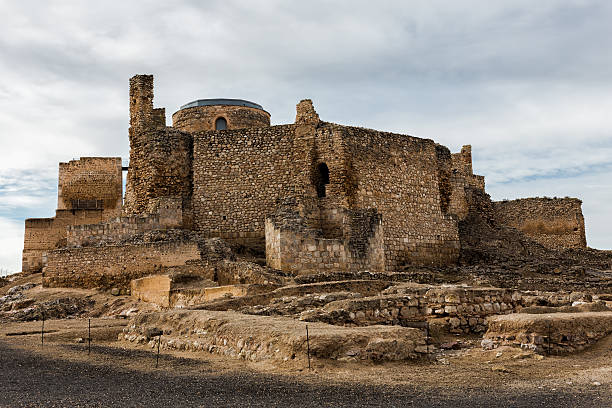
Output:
[110,288,120,296]
[481,339,495,350]
[120,307,139,317]
[145,327,163,338]
[512,352,530,360]
[440,341,460,350]
[592,381,601,386]
[491,365,510,373]
[75,337,85,343]
[495,352,503,358]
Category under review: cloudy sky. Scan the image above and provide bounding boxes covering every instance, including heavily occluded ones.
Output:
[1,0,611,272]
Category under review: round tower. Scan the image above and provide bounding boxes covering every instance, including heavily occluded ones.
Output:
[172,99,270,132]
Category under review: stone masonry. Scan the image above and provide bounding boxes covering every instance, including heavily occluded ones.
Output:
[494,197,587,250]
[22,157,122,273]
[22,74,593,288]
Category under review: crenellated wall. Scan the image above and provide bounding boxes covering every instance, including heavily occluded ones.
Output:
[494,197,587,250]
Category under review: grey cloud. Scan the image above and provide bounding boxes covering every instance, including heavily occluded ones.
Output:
[1,0,611,271]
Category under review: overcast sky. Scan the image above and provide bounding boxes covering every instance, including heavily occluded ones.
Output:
[1,0,611,272]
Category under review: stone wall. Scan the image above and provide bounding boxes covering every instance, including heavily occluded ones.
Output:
[192,124,301,249]
[66,198,183,248]
[191,109,460,269]
[336,125,460,268]
[303,286,522,334]
[265,204,385,274]
[172,104,270,132]
[22,210,108,273]
[22,156,124,273]
[124,75,192,216]
[131,274,172,307]
[449,145,486,220]
[494,197,587,250]
[122,310,429,362]
[43,240,203,289]
[484,311,612,354]
[57,157,123,211]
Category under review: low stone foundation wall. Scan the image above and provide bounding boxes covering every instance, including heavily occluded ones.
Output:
[43,240,202,290]
[121,310,429,363]
[484,311,612,354]
[302,286,522,334]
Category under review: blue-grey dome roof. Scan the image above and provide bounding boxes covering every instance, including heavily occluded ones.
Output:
[179,98,265,111]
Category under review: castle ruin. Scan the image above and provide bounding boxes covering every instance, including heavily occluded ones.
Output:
[22,75,588,289]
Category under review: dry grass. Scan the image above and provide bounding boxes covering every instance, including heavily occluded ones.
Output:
[520,220,577,235]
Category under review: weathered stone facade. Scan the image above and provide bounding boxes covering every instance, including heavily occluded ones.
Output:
[43,240,204,290]
[172,100,270,132]
[22,74,593,289]
[22,157,122,273]
[494,197,587,250]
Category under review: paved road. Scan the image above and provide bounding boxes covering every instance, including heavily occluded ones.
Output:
[0,341,609,407]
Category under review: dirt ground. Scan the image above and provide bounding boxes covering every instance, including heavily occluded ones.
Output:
[1,317,610,407]
[1,272,611,406]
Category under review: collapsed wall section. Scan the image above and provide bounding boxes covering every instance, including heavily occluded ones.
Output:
[66,201,183,248]
[448,145,486,220]
[493,197,587,250]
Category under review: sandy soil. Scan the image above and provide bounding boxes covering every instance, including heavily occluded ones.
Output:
[1,273,610,406]
[1,317,610,406]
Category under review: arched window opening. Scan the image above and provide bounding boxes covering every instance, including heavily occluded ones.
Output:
[316,162,330,198]
[215,117,227,130]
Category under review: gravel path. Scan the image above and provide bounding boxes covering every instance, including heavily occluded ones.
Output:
[0,340,609,407]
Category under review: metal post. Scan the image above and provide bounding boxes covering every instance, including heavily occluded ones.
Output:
[547,322,552,355]
[425,321,430,353]
[41,313,45,348]
[156,335,161,368]
[306,325,311,370]
[88,319,91,355]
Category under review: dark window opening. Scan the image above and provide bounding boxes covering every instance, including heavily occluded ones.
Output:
[316,162,330,198]
[215,117,227,130]
[71,199,103,210]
